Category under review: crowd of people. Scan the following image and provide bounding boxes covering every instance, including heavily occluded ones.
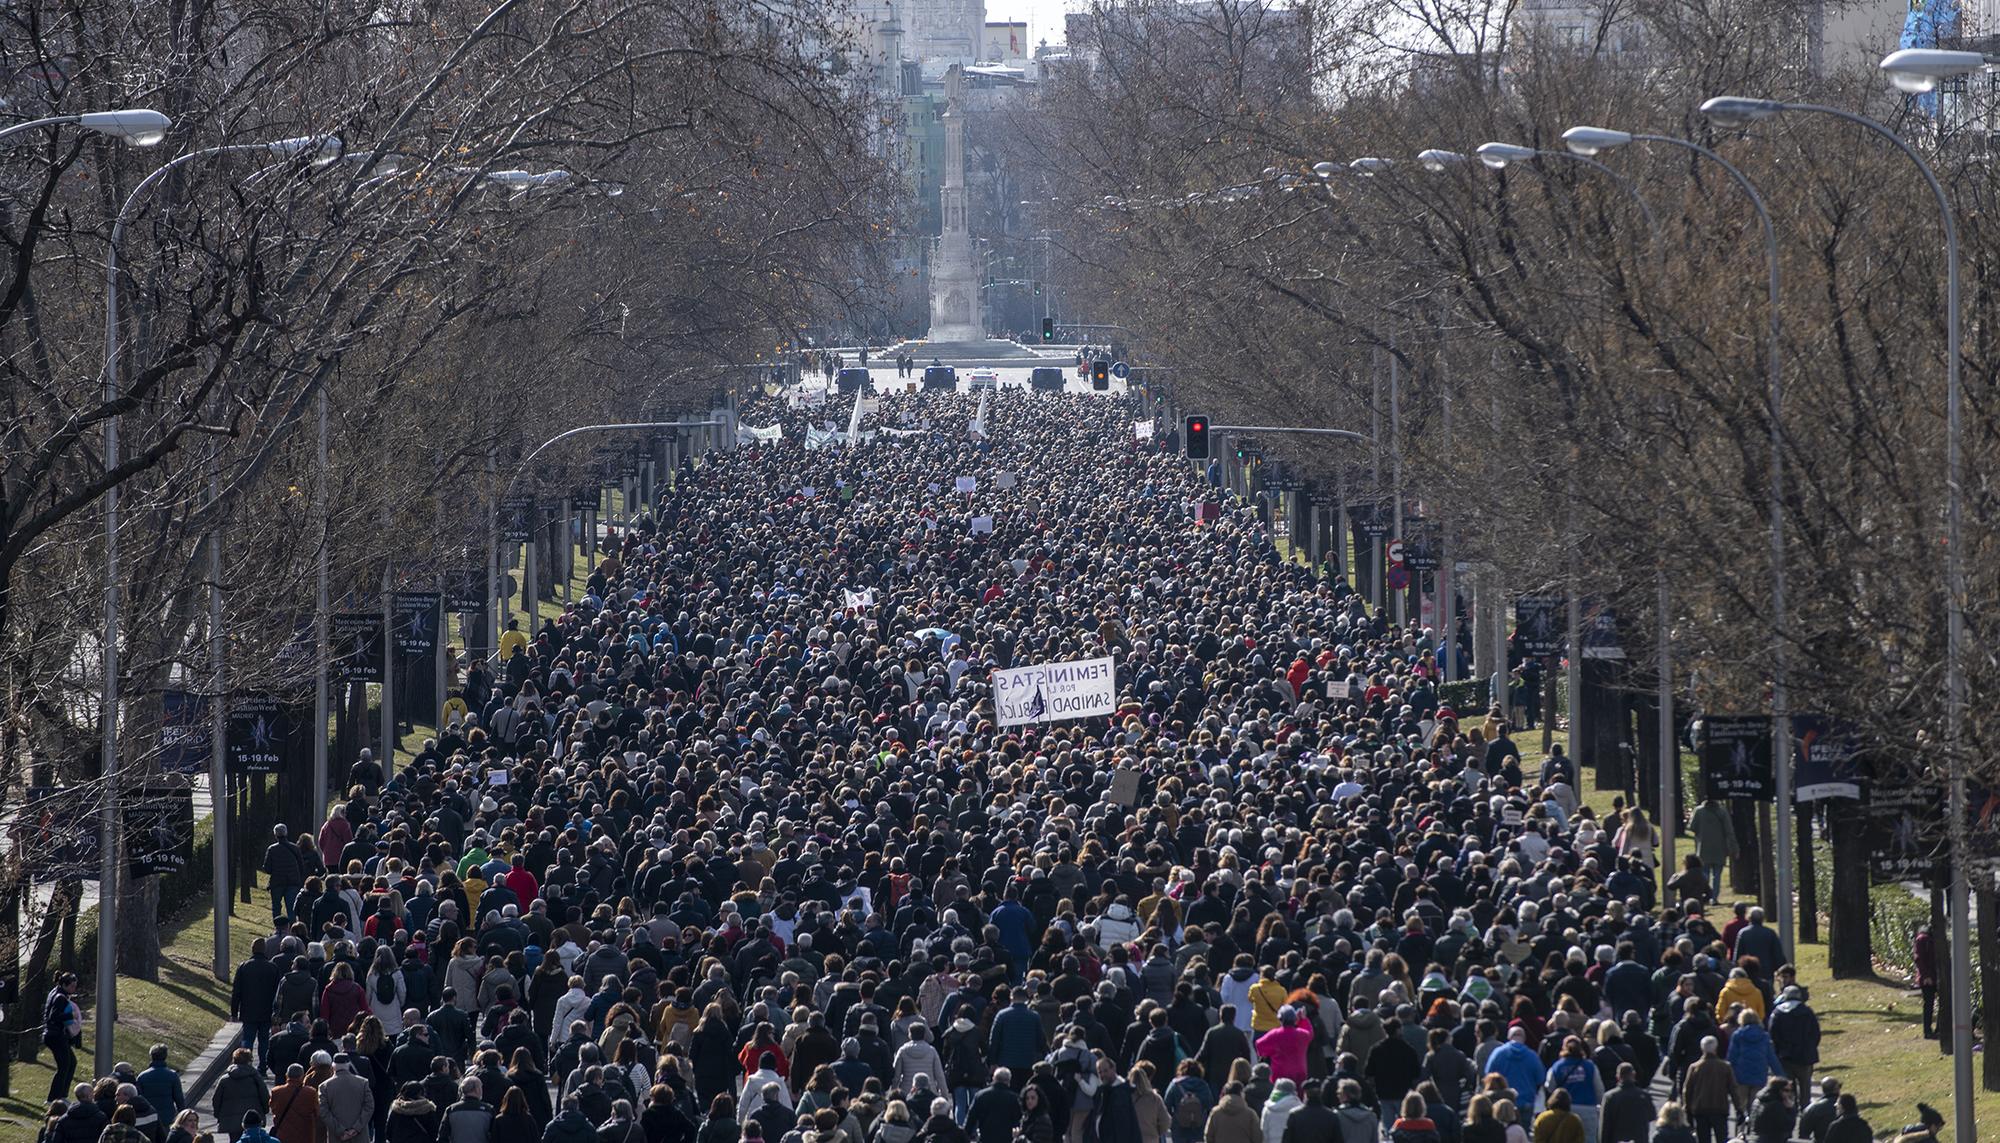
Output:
[34,388,1936,1143]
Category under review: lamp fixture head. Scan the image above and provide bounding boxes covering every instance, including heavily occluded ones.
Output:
[1877,48,1993,93]
[76,109,171,146]
[1475,141,1536,169]
[1698,96,1787,127]
[1561,125,1632,156]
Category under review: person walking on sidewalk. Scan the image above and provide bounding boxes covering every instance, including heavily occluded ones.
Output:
[1681,1038,1731,1143]
[233,938,283,1069]
[263,824,309,925]
[41,972,81,1102]
[1687,800,1735,903]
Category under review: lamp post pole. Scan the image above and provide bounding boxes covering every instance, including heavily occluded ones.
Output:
[1700,85,1970,1137]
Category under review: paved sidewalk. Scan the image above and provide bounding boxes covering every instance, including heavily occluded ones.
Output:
[186,1020,245,1133]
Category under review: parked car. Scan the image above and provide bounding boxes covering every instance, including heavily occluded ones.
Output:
[967,369,999,390]
[1029,367,1066,391]
[921,365,957,389]
[835,367,871,393]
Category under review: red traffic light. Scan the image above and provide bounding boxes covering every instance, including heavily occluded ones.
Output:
[1184,414,1212,459]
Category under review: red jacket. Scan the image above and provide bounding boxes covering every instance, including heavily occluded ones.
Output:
[317,817,352,870]
[320,978,368,1035]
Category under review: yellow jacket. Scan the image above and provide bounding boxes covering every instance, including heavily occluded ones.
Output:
[499,629,528,660]
[1249,977,1288,1032]
[1714,975,1765,1023]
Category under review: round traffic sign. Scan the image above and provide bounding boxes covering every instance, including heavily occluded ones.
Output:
[1386,564,1412,590]
[1111,361,1129,380]
[1385,539,1406,565]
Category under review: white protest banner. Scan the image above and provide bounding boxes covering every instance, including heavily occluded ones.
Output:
[805,427,839,450]
[801,486,817,499]
[995,471,1016,490]
[1133,420,1154,440]
[955,476,977,494]
[992,656,1117,728]
[737,423,783,446]
[844,588,876,610]
[970,515,994,535]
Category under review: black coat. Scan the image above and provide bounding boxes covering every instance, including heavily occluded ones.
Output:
[385,1099,441,1143]
[1092,1081,1143,1143]
[1280,1104,1338,1143]
[233,956,283,1022]
[1599,1084,1655,1143]
[966,1085,1022,1143]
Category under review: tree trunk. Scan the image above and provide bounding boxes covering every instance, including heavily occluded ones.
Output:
[236,774,254,903]
[115,863,161,982]
[1758,804,1778,913]
[1635,691,1661,820]
[1980,880,2000,1089]
[1797,802,1818,944]
[1934,886,1951,1055]
[1826,799,1871,977]
[7,879,76,1062]
[1731,801,1761,894]
[1542,654,1557,756]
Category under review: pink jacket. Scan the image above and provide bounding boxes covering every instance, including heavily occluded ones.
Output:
[1254,1025,1312,1085]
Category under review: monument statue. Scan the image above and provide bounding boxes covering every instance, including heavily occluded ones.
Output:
[926,65,984,343]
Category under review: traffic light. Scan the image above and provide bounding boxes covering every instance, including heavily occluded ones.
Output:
[1091,359,1110,387]
[1042,317,1054,342]
[1184,415,1211,459]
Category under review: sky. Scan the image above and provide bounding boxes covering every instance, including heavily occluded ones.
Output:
[984,0,1078,51]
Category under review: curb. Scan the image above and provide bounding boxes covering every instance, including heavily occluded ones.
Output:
[184,1020,242,1125]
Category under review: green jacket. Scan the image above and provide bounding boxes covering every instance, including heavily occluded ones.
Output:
[1689,802,1737,865]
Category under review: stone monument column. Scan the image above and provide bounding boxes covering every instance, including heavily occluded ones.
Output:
[926,65,984,343]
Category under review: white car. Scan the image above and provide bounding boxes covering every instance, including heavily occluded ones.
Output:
[967,369,999,389]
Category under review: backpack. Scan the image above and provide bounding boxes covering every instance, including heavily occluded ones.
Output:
[375,973,398,1005]
[1172,1087,1205,1131]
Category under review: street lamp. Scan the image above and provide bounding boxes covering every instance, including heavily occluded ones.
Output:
[1349,157,1392,175]
[1417,148,1468,171]
[1567,121,1794,956]
[98,133,344,1075]
[1703,78,1974,1139]
[0,108,172,146]
[482,168,623,195]
[1876,47,1995,92]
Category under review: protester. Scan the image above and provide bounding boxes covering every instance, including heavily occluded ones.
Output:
[40,389,1886,1143]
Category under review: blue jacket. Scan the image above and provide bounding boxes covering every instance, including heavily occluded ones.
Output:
[136,1063,186,1118]
[1602,961,1653,1020]
[988,1002,1046,1070]
[1725,1023,1781,1087]
[1486,1041,1545,1110]
[990,900,1036,959]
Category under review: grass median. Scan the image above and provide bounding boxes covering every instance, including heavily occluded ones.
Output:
[0,876,264,1139]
